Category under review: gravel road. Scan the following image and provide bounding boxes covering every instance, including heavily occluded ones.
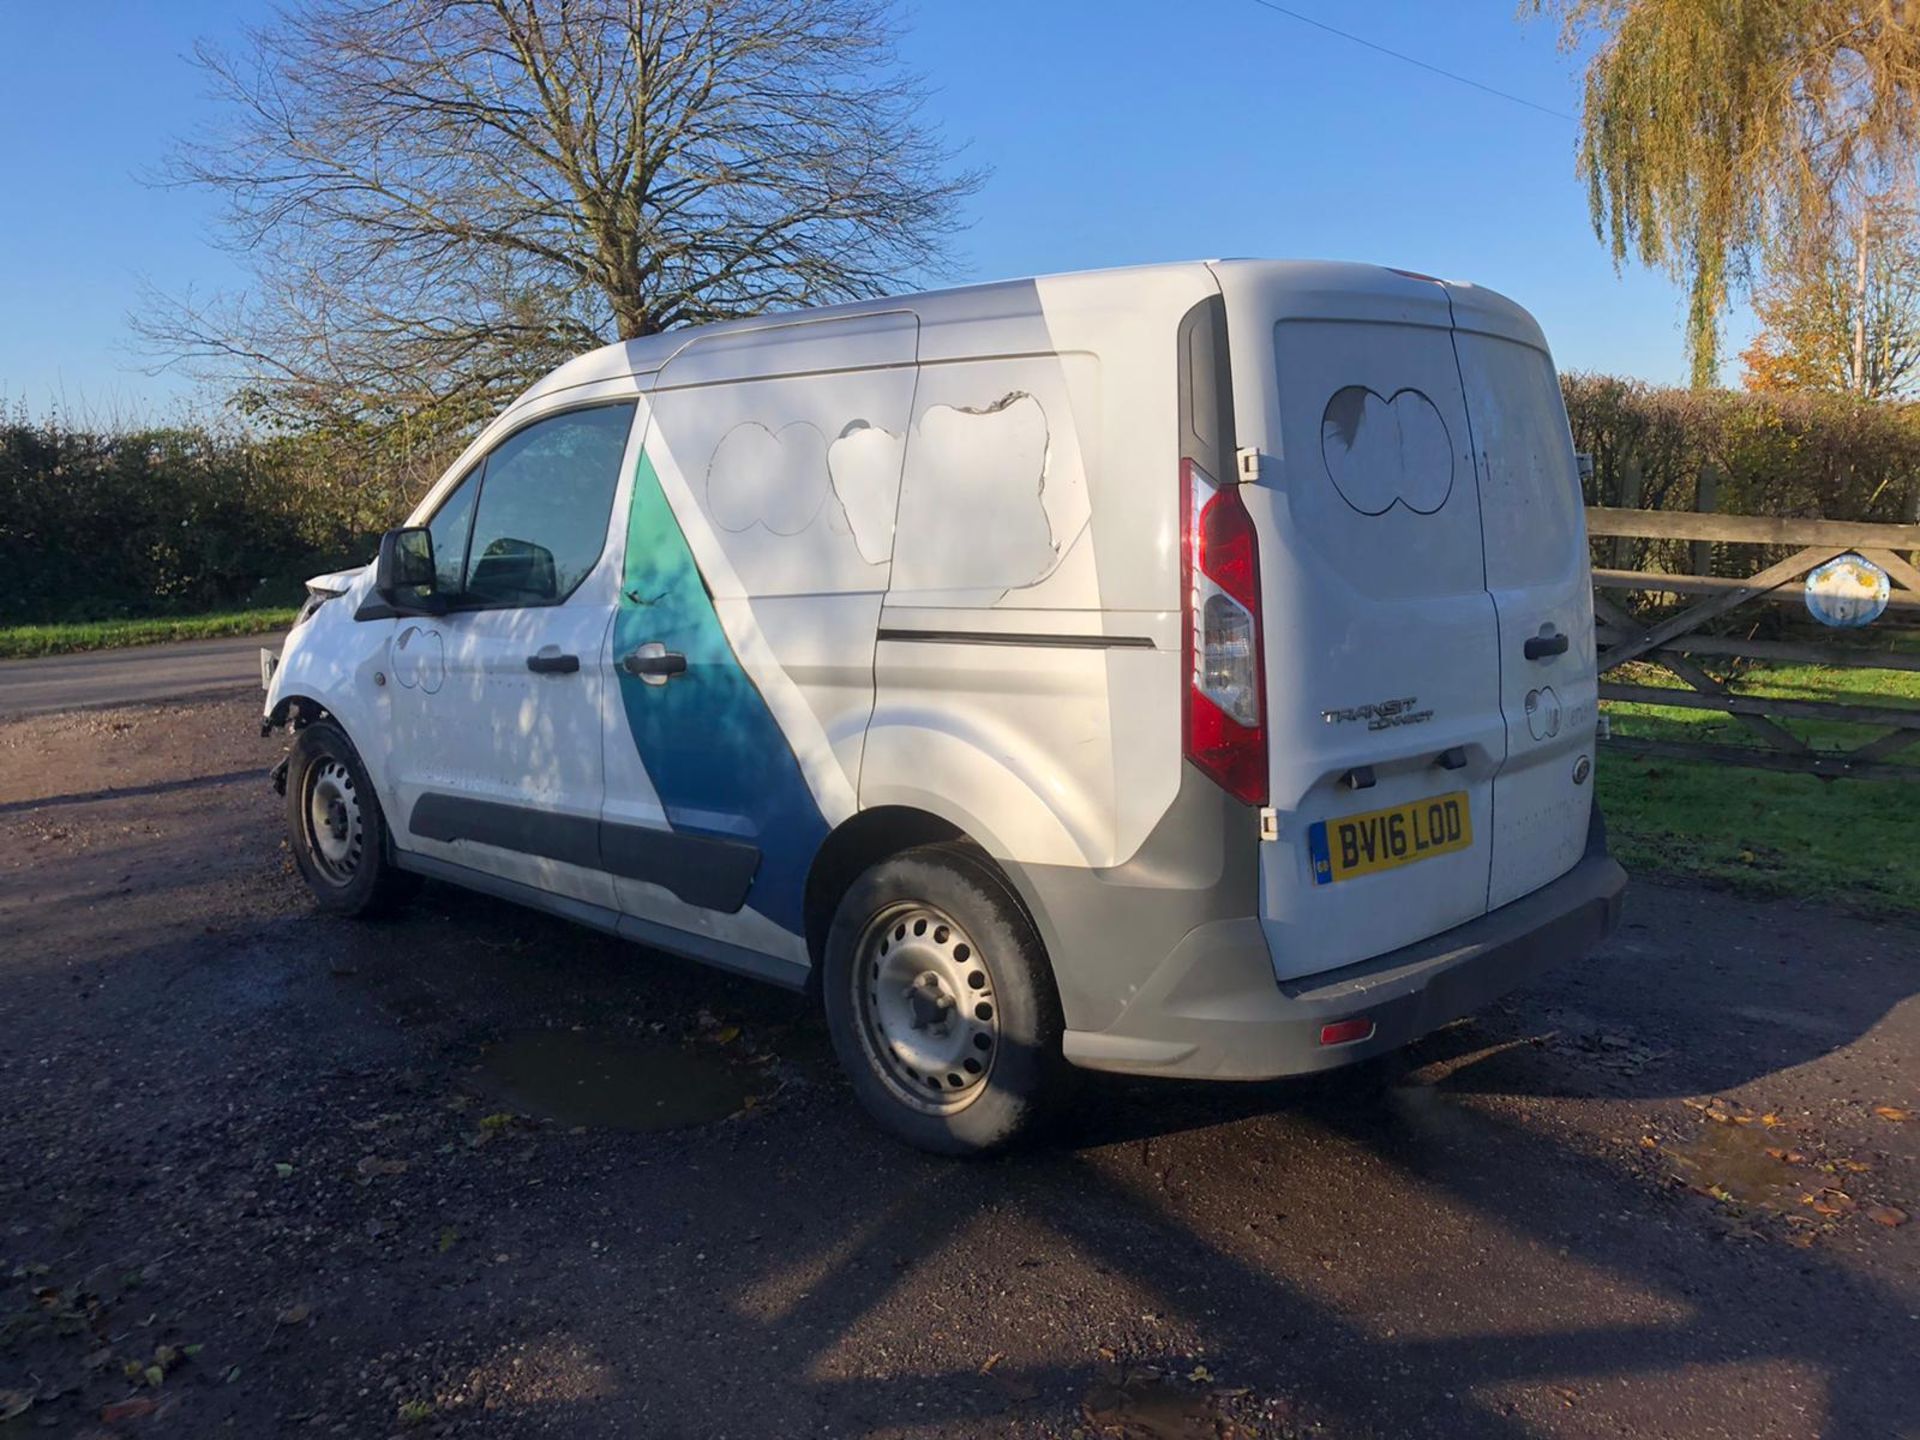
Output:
[0,695,1914,1438]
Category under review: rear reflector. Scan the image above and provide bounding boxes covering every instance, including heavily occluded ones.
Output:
[1318,1018,1376,1047]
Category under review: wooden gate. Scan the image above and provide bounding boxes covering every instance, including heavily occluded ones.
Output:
[1586,508,1920,781]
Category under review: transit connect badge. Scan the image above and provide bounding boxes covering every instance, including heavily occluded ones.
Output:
[1320,695,1434,731]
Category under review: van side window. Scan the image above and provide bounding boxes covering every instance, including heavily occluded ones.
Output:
[459,403,636,608]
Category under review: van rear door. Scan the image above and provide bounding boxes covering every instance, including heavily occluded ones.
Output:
[1444,287,1597,908]
[1209,263,1506,981]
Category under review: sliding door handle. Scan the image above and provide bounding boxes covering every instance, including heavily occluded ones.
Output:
[525,651,580,674]
[621,643,688,685]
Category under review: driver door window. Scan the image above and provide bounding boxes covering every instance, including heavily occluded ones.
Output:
[431,402,635,608]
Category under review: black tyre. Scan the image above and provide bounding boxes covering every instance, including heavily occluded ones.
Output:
[822,845,1070,1155]
[285,721,418,917]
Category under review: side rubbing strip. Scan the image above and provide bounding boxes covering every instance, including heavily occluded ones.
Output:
[876,628,1156,650]
[410,793,600,870]
[597,822,760,913]
[407,794,761,913]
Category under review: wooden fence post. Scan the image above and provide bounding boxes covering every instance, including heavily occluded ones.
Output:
[1692,464,1719,576]
[1615,452,1642,571]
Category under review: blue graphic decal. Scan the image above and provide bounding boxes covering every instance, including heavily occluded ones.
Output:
[613,450,830,933]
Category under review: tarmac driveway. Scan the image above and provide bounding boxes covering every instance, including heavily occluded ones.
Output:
[0,696,1915,1438]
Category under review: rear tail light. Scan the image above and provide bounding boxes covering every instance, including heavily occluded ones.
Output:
[1181,458,1267,805]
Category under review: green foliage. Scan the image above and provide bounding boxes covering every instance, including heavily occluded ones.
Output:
[7,377,1916,629]
[1599,660,1920,913]
[0,609,298,660]
[1562,371,1920,576]
[0,408,447,626]
[1536,0,1920,387]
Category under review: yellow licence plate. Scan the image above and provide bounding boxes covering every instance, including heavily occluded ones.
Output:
[1309,791,1472,885]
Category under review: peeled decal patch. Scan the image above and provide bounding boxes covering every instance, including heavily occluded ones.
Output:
[706,421,830,537]
[894,391,1078,591]
[615,450,830,932]
[1320,386,1453,517]
[826,420,907,565]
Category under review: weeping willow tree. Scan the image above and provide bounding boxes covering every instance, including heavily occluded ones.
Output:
[1536,1,1920,389]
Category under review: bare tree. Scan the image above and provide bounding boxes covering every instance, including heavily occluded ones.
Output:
[142,0,982,431]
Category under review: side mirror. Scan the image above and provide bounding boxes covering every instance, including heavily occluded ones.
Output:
[374,526,442,611]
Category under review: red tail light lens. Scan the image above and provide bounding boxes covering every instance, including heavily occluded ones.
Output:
[1181,458,1267,805]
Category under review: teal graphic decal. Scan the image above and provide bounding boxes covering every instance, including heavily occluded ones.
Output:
[613,450,829,932]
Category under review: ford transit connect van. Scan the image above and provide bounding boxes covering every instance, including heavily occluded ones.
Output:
[263,260,1626,1154]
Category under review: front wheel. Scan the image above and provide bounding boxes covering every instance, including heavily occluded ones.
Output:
[822,846,1069,1155]
[285,721,418,917]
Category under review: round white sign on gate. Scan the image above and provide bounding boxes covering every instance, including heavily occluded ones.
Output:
[1804,554,1891,629]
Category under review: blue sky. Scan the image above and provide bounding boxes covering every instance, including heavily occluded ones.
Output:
[0,0,1750,419]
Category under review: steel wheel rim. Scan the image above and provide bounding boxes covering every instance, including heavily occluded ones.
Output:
[302,758,364,887]
[851,902,999,1115]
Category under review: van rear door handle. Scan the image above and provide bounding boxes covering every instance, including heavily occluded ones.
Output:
[621,644,688,684]
[1524,632,1570,661]
[525,651,580,674]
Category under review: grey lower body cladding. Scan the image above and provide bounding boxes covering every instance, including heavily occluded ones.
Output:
[407,792,760,913]
[1026,803,1626,1081]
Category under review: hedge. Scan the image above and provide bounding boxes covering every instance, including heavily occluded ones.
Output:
[1562,374,1920,581]
[0,414,438,625]
[6,379,1918,625]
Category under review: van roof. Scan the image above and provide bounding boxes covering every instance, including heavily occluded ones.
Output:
[512,259,1541,410]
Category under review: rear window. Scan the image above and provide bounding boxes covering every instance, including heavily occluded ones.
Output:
[1453,336,1584,590]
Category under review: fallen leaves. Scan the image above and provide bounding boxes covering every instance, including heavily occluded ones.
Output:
[1872,1105,1913,1123]
[1797,1190,1843,1221]
[275,1302,312,1327]
[355,1156,409,1179]
[1655,1104,1914,1243]
[1682,1096,1780,1127]
[100,1395,158,1423]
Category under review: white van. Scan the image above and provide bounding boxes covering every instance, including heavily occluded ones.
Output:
[263,260,1625,1154]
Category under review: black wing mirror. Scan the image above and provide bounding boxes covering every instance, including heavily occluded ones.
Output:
[373,526,444,612]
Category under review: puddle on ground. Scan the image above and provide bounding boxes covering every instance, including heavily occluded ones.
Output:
[1081,1371,1229,1440]
[478,1030,758,1132]
[1662,1118,1808,1213]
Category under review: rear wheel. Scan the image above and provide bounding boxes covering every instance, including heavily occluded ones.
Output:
[822,846,1068,1155]
[285,721,417,917]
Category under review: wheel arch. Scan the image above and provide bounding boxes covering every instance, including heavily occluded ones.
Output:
[263,693,337,733]
[802,807,1051,998]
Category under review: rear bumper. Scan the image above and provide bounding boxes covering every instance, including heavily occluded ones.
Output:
[1060,811,1626,1080]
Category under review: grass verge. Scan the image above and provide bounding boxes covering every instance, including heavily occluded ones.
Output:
[0,608,297,660]
[1600,655,1920,915]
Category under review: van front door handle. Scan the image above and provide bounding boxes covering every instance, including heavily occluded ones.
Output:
[525,651,580,674]
[1524,632,1570,661]
[621,644,688,685]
